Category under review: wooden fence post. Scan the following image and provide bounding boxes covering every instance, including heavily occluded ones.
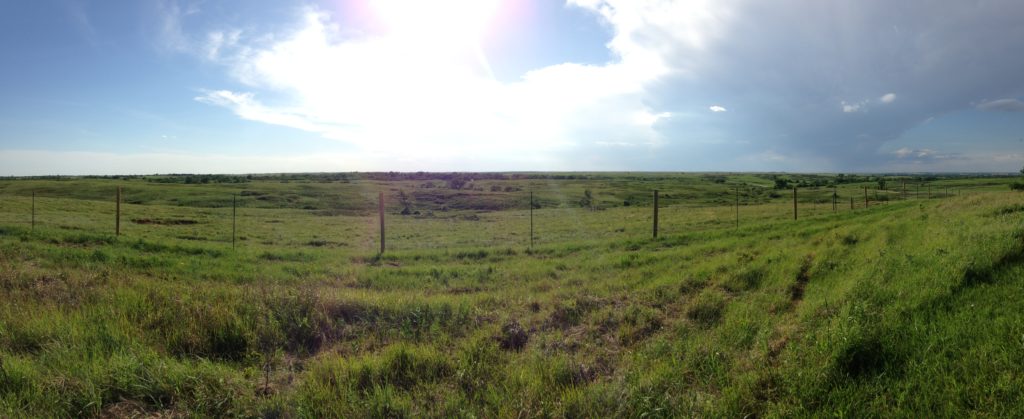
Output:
[793,187,797,220]
[379,191,385,254]
[116,186,121,236]
[653,190,659,238]
[735,185,739,229]
[864,186,868,208]
[832,186,837,211]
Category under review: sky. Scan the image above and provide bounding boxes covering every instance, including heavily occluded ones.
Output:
[1,0,1023,175]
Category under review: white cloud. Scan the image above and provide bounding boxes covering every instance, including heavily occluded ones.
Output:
[841,100,866,113]
[155,0,209,54]
[568,0,733,57]
[709,105,727,112]
[194,90,332,135]
[156,0,189,52]
[976,98,1024,112]
[204,30,241,61]
[194,8,671,164]
[840,95,893,113]
[891,147,956,160]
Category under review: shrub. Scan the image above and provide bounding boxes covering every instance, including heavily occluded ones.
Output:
[497,320,529,351]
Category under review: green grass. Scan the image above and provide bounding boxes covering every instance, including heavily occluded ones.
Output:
[0,173,1022,417]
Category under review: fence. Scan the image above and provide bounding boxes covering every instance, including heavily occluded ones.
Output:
[0,183,976,254]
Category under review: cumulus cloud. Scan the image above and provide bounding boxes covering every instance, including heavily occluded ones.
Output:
[709,105,727,112]
[880,93,896,104]
[976,98,1024,112]
[186,8,671,167]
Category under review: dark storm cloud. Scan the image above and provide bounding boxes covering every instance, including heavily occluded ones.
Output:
[630,0,1024,170]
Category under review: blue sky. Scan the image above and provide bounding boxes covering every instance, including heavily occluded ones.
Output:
[1,0,1023,175]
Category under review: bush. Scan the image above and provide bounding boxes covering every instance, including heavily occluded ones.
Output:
[497,321,529,351]
[1009,182,1024,191]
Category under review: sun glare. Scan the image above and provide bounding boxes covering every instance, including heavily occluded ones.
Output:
[370,0,500,41]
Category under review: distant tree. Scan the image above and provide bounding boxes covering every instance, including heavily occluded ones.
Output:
[877,178,887,190]
[773,178,790,189]
[1013,166,1024,191]
[398,190,412,215]
[579,189,594,209]
[447,178,466,190]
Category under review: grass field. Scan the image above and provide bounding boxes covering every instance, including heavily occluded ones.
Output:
[0,173,1022,417]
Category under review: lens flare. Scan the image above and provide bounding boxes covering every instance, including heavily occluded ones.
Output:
[370,0,501,42]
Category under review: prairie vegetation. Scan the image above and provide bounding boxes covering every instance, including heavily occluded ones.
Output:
[0,173,1021,417]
